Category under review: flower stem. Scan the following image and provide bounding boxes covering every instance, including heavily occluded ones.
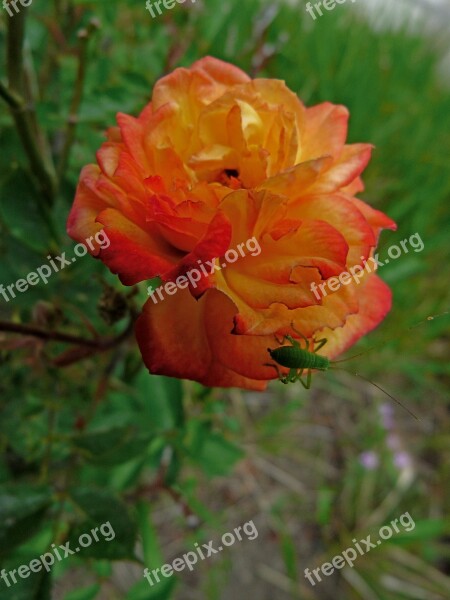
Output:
[3,9,57,204]
[57,19,100,183]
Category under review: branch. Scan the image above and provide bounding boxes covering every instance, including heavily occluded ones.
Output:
[57,19,100,183]
[3,8,57,204]
[7,5,26,94]
[0,318,134,352]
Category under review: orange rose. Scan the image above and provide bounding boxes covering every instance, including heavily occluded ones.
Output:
[67,57,396,390]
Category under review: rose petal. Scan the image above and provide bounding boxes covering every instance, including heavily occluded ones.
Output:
[136,288,268,389]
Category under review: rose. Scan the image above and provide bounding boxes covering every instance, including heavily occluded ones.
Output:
[67,57,396,390]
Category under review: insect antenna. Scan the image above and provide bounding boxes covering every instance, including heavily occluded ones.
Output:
[330,366,419,420]
[332,311,449,365]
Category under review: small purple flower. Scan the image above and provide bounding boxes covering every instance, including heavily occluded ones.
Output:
[394,451,413,470]
[379,403,394,430]
[387,433,401,451]
[359,451,379,470]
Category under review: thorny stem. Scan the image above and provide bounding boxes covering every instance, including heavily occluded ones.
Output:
[126,447,196,520]
[128,477,196,521]
[57,19,100,182]
[3,8,57,203]
[0,318,134,351]
[7,5,25,93]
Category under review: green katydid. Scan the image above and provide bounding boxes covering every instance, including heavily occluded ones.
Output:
[265,313,449,419]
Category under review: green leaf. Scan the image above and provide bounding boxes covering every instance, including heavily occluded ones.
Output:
[68,488,137,560]
[137,502,163,569]
[91,560,112,578]
[0,168,55,252]
[126,502,177,600]
[125,578,176,600]
[316,488,335,526]
[0,556,51,600]
[279,529,299,585]
[390,518,448,545]
[63,585,101,600]
[0,485,52,556]
[191,432,244,477]
[73,427,153,466]
[136,371,184,433]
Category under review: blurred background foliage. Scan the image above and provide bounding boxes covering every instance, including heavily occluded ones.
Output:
[0,0,449,598]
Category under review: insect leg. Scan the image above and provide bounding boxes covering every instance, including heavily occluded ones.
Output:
[289,321,310,351]
[285,335,301,349]
[264,362,289,384]
[289,368,303,383]
[298,369,312,389]
[264,362,282,377]
[273,333,301,349]
[313,337,328,353]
